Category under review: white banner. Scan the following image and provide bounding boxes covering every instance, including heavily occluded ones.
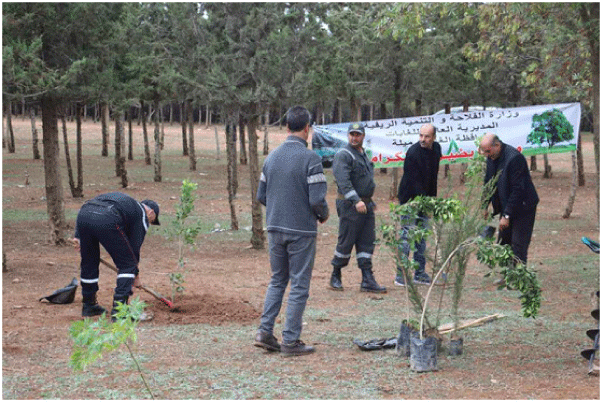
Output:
[312,102,581,168]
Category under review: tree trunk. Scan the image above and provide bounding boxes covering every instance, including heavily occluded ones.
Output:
[390,167,399,200]
[5,101,15,153]
[380,102,387,120]
[279,104,284,129]
[187,99,196,171]
[459,101,469,184]
[580,2,599,218]
[215,126,220,160]
[153,97,162,182]
[444,103,451,178]
[114,109,123,177]
[205,104,211,129]
[101,101,109,157]
[335,99,342,123]
[181,101,188,156]
[262,110,269,155]
[315,103,323,126]
[160,108,165,150]
[61,115,77,197]
[350,95,361,121]
[415,97,422,116]
[41,96,66,245]
[141,100,151,165]
[563,151,578,218]
[30,106,41,159]
[232,122,238,196]
[239,115,248,165]
[75,103,84,197]
[225,117,239,230]
[393,66,402,117]
[114,110,128,188]
[248,113,265,249]
[543,153,552,178]
[127,106,134,161]
[530,155,537,171]
[576,129,585,186]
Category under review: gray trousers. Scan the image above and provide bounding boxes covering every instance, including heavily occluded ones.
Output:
[259,231,316,344]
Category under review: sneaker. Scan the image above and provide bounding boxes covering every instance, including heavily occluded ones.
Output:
[254,330,281,352]
[413,272,431,285]
[394,275,406,287]
[281,340,315,357]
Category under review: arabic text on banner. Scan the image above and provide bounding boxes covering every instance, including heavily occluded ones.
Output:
[312,103,581,168]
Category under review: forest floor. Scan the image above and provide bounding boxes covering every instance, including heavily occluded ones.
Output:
[2,117,599,399]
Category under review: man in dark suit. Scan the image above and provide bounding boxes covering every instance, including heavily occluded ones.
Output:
[395,123,442,286]
[479,133,539,269]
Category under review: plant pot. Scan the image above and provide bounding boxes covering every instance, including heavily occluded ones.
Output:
[409,332,438,372]
[396,321,415,357]
[448,337,463,356]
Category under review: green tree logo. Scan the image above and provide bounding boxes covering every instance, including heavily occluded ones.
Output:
[527,108,574,148]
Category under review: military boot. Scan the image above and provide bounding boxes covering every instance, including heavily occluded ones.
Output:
[111,296,129,322]
[360,268,387,293]
[82,293,106,317]
[329,266,344,291]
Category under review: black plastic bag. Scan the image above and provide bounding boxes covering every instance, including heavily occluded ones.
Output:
[39,277,78,304]
[353,337,397,351]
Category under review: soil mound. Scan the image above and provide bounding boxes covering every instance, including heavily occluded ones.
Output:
[147,293,260,326]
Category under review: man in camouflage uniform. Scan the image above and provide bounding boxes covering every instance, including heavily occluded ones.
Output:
[328,123,386,293]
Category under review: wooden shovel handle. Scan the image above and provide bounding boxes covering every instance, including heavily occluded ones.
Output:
[99,257,174,309]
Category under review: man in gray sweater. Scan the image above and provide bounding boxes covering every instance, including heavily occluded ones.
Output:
[254,105,329,357]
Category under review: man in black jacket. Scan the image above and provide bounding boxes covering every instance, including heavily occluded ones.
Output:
[72,192,160,319]
[480,133,539,268]
[395,123,441,286]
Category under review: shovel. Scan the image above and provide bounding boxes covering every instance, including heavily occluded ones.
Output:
[99,257,174,309]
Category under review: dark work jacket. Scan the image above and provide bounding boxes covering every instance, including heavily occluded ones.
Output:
[74,192,149,263]
[397,141,442,205]
[332,144,376,204]
[484,143,539,217]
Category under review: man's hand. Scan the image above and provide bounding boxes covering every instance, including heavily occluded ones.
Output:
[71,238,80,251]
[133,274,142,289]
[355,200,367,214]
[498,216,509,232]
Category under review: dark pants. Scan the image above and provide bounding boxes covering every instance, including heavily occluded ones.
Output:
[498,207,536,264]
[77,204,138,301]
[331,199,375,270]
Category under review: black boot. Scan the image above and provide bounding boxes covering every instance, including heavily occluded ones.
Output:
[360,268,387,293]
[329,266,344,291]
[111,296,129,322]
[82,294,106,317]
